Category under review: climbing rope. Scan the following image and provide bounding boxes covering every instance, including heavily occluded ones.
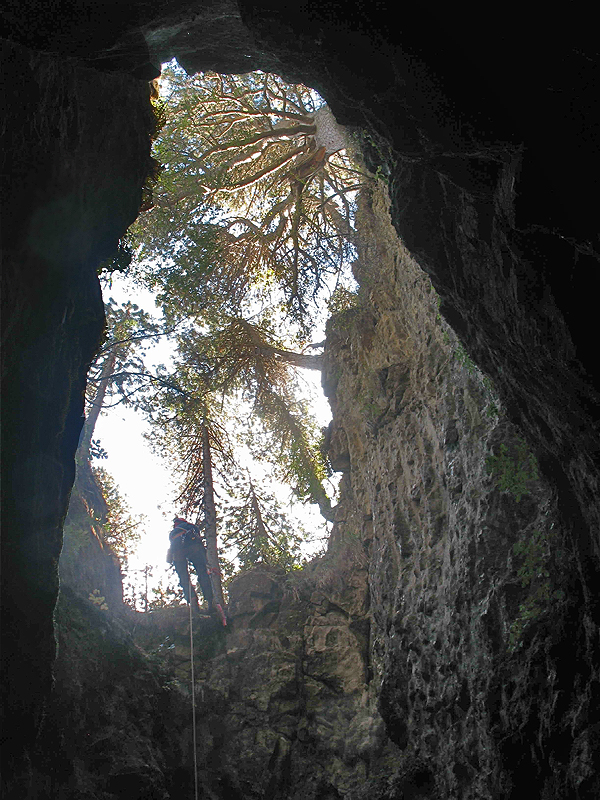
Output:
[188,577,199,800]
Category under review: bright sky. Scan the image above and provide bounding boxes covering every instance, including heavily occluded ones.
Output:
[94,276,178,595]
[94,274,333,603]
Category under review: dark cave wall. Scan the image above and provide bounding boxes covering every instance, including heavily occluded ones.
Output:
[1,2,599,795]
[1,38,158,772]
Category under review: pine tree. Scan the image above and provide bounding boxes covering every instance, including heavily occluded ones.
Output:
[78,300,163,460]
[131,65,364,326]
[221,476,306,572]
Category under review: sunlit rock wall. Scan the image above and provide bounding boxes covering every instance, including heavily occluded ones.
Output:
[321,185,595,797]
[59,463,124,611]
[64,183,597,800]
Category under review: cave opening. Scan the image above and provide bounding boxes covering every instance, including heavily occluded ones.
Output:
[3,9,600,799]
[67,59,364,613]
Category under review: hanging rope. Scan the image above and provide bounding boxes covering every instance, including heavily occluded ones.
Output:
[189,576,199,800]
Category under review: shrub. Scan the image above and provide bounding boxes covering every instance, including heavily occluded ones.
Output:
[508,527,565,650]
[486,438,538,502]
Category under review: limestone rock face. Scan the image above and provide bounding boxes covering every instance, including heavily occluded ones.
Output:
[132,563,397,799]
[59,463,125,612]
[34,185,597,799]
[2,3,600,798]
[48,589,193,800]
[321,186,592,797]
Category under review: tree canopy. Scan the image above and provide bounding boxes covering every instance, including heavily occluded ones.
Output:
[132,64,363,328]
[127,65,352,524]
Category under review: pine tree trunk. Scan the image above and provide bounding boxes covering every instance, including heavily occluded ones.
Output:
[77,346,118,460]
[201,420,225,608]
[262,346,323,371]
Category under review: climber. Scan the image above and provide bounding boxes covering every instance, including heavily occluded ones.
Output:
[166,516,214,612]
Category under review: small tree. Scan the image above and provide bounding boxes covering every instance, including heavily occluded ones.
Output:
[78,300,163,461]
[92,466,144,567]
[147,578,185,611]
[221,476,306,572]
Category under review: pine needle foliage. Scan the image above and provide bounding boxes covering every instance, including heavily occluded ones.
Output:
[131,63,363,328]
[221,477,306,573]
[92,466,144,567]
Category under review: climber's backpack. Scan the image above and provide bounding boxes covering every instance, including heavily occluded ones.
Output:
[170,518,201,546]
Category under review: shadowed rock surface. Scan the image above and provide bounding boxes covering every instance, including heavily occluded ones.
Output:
[1,3,599,797]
